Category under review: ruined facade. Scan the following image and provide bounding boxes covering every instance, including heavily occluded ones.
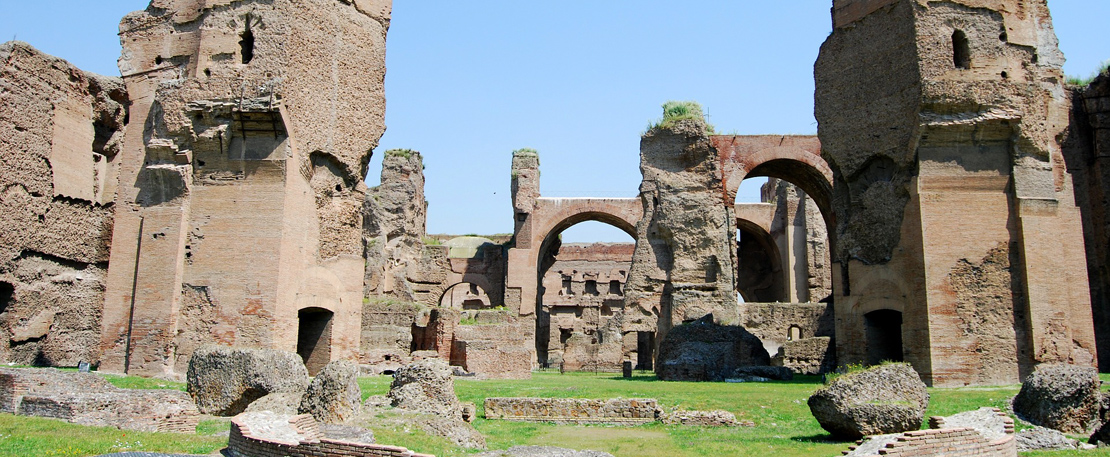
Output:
[97,0,392,376]
[816,0,1096,386]
[0,42,128,367]
[1066,72,1110,370]
[1,0,1106,387]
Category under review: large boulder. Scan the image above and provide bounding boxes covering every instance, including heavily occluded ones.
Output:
[299,360,362,424]
[807,363,929,439]
[388,358,461,417]
[656,315,770,382]
[186,345,310,416]
[1012,364,1100,434]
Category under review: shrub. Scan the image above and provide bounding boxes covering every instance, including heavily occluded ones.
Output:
[648,100,716,134]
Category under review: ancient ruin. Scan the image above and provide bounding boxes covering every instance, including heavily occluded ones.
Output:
[0,0,1108,393]
[816,0,1096,386]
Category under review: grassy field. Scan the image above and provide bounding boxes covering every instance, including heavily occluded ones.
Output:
[0,370,1107,457]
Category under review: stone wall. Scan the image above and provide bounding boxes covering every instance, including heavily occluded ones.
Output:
[0,42,127,367]
[229,413,433,457]
[1066,72,1110,370]
[738,302,835,373]
[483,397,659,425]
[0,367,198,433]
[99,0,390,377]
[538,243,632,371]
[624,115,737,355]
[816,0,1096,386]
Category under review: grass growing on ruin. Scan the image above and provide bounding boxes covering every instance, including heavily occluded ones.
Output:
[1067,60,1110,86]
[647,100,716,134]
[0,414,226,457]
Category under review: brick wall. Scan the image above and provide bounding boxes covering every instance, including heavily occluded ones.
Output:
[847,427,1016,457]
[229,414,434,457]
[483,397,658,425]
[0,368,198,433]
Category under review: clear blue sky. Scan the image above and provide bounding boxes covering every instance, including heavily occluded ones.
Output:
[3,1,1107,242]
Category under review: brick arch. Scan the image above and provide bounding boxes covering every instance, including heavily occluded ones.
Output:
[712,135,837,254]
[531,200,640,250]
[437,280,495,308]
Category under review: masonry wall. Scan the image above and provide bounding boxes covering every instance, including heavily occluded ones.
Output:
[229,414,433,457]
[0,42,127,368]
[99,0,390,376]
[483,397,659,425]
[816,0,1095,386]
[1065,73,1110,370]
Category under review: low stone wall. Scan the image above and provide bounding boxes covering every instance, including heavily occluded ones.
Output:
[484,397,658,425]
[0,367,113,413]
[0,367,198,432]
[229,413,434,457]
[20,389,198,433]
[846,428,1016,457]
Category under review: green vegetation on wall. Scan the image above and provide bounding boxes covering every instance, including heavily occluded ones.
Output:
[647,101,716,134]
[1067,61,1110,86]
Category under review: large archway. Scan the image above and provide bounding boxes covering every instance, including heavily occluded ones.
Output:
[715,135,845,372]
[534,217,636,372]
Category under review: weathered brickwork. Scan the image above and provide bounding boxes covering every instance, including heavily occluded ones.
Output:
[484,397,659,425]
[816,0,1097,386]
[846,427,1016,457]
[229,413,433,457]
[0,367,198,433]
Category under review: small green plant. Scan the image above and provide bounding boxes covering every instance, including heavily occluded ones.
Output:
[385,149,419,160]
[459,317,480,326]
[647,101,716,134]
[1067,60,1110,86]
[423,236,442,246]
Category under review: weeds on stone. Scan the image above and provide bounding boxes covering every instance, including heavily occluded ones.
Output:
[1067,60,1110,86]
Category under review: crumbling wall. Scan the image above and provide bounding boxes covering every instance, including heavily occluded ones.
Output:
[100,0,390,376]
[624,115,737,357]
[537,243,631,371]
[816,0,1095,386]
[364,150,436,302]
[1065,72,1110,370]
[0,42,128,367]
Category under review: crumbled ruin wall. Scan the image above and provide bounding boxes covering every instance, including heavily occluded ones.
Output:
[1065,73,1110,370]
[363,150,440,303]
[537,243,631,371]
[816,0,1095,386]
[484,397,659,425]
[0,42,128,367]
[624,117,738,354]
[99,0,390,376]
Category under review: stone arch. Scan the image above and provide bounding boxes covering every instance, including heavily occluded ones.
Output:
[439,281,493,310]
[735,217,785,302]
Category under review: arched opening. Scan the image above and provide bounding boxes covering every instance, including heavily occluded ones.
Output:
[788,325,802,341]
[536,218,635,372]
[0,282,13,315]
[297,307,333,375]
[864,309,904,364]
[953,30,970,69]
[439,282,491,310]
[736,222,785,303]
[735,171,833,304]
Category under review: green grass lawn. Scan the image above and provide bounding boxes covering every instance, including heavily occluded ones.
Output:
[1,370,1108,457]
